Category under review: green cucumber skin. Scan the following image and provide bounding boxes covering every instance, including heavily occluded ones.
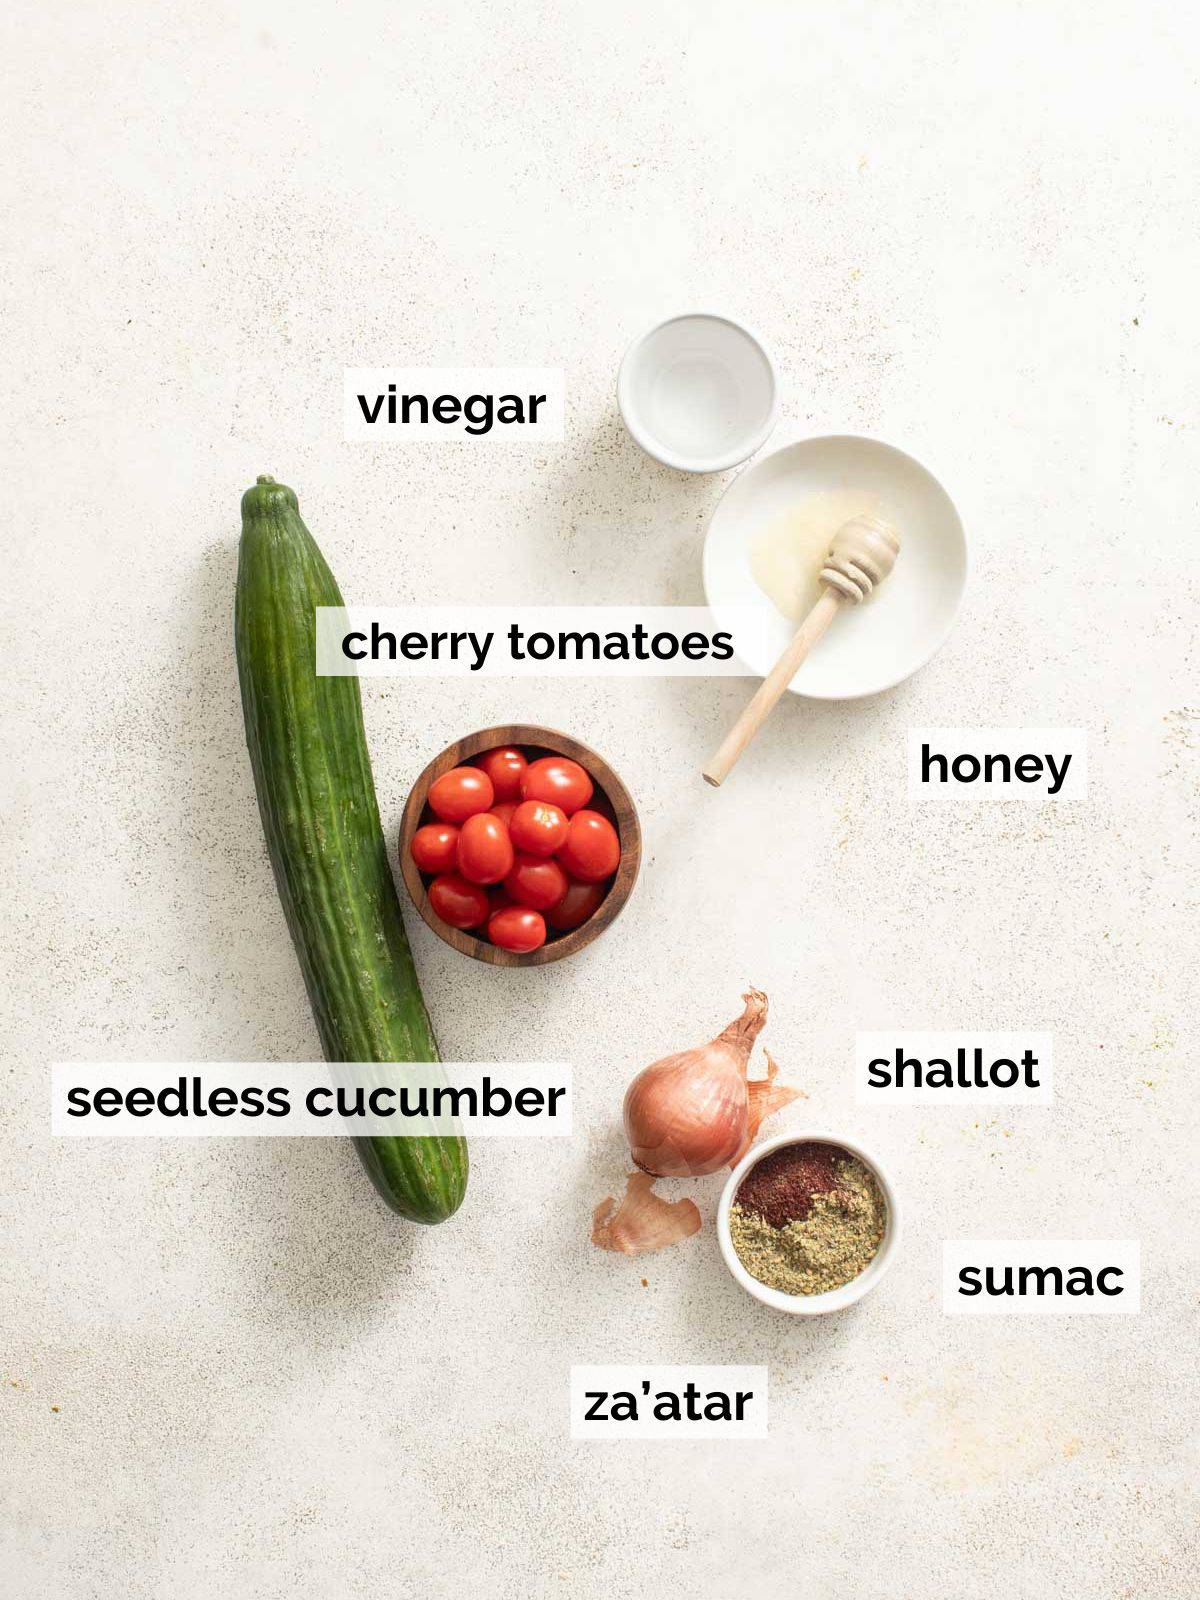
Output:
[234,476,467,1224]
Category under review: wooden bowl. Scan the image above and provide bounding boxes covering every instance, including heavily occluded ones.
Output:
[398,724,641,967]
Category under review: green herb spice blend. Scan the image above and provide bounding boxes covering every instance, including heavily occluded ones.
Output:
[729,1141,886,1295]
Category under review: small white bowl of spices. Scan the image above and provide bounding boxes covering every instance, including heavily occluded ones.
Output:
[717,1132,900,1315]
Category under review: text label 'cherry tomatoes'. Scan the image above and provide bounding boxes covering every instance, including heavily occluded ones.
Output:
[520,755,593,816]
[556,809,621,882]
[427,766,494,824]
[508,799,569,856]
[475,746,527,803]
[427,872,490,929]
[456,812,515,885]
[546,878,607,932]
[410,821,460,875]
[504,853,569,912]
[487,904,547,953]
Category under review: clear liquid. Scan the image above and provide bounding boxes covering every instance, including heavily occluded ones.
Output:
[646,356,743,456]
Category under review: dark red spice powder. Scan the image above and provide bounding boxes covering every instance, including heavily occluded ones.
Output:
[735,1141,846,1228]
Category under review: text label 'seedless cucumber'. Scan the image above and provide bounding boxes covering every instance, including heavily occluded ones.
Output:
[235,476,467,1222]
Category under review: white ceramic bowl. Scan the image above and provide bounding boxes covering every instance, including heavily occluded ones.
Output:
[703,434,967,698]
[717,1130,900,1315]
[617,313,779,473]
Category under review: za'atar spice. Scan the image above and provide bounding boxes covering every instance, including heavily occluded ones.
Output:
[729,1141,886,1296]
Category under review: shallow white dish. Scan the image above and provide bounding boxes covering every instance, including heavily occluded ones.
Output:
[717,1131,900,1316]
[703,435,967,698]
[617,313,779,473]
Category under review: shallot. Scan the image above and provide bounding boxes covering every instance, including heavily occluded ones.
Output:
[591,990,803,1259]
[623,989,771,1177]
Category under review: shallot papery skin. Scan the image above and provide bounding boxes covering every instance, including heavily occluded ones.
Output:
[623,989,768,1177]
[733,1050,806,1166]
[591,1172,702,1255]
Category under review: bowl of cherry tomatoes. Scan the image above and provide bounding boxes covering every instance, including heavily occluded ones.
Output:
[398,725,641,966]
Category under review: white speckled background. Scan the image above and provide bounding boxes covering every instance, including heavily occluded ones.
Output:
[4,2,1198,1595]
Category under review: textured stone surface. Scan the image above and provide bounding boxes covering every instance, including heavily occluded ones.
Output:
[3,2,1198,1596]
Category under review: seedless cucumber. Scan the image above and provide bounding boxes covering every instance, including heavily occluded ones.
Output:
[235,475,467,1223]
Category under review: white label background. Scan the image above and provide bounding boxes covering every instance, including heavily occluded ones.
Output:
[942,1240,1140,1314]
[315,604,767,677]
[908,728,1089,801]
[570,1366,768,1440]
[856,1031,1053,1104]
[344,367,564,442]
[51,1063,571,1137]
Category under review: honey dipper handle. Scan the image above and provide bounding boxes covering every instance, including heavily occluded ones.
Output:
[702,589,842,787]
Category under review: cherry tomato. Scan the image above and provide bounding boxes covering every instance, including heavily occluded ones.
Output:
[508,799,569,856]
[410,821,460,875]
[520,755,593,815]
[555,809,620,882]
[455,812,515,885]
[427,766,494,824]
[546,878,607,931]
[490,799,518,828]
[504,852,569,911]
[475,746,527,802]
[428,872,489,929]
[487,904,546,953]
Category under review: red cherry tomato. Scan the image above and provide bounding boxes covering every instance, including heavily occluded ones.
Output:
[428,872,489,929]
[520,755,593,815]
[504,852,569,912]
[475,746,527,803]
[556,809,620,882]
[456,812,515,885]
[487,904,546,952]
[490,800,518,828]
[427,766,494,823]
[508,799,569,856]
[410,821,460,875]
[546,878,607,931]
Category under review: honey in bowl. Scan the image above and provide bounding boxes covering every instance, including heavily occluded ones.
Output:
[749,488,886,623]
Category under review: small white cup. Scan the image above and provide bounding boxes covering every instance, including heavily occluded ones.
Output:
[617,312,779,473]
[717,1130,900,1314]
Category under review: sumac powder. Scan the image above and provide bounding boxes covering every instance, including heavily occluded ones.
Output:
[735,1140,843,1227]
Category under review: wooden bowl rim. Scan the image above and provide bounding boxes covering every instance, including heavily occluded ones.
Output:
[398,724,641,968]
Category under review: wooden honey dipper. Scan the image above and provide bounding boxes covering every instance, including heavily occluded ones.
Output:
[703,513,901,786]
